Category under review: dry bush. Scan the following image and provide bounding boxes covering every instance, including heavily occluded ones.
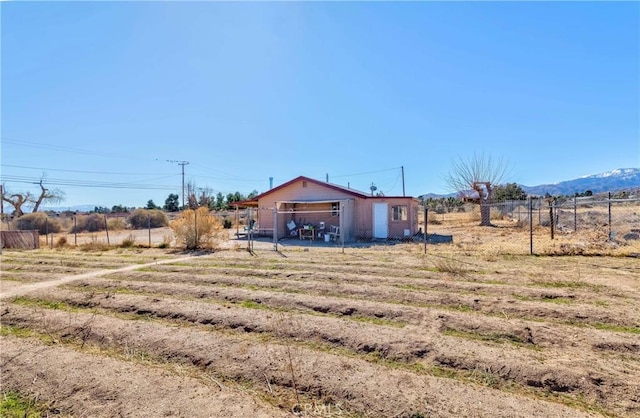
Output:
[158,234,172,249]
[120,234,137,248]
[432,256,467,276]
[58,217,74,231]
[107,218,127,231]
[170,207,228,250]
[468,206,481,223]
[55,236,68,248]
[72,214,106,233]
[270,312,303,409]
[13,212,62,235]
[127,209,168,229]
[427,213,442,225]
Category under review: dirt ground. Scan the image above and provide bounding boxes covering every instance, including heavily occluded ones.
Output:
[1,228,639,417]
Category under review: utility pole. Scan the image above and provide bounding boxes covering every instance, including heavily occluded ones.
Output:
[0,184,4,223]
[167,160,189,209]
[401,166,405,197]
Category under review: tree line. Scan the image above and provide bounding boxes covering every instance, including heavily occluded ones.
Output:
[88,190,260,215]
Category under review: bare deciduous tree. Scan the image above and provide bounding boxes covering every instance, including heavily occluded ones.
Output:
[32,179,64,212]
[445,153,509,226]
[1,179,65,217]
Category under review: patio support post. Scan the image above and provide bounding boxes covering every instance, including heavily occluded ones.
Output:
[273,207,278,251]
[235,205,239,238]
[424,206,427,254]
[339,201,344,254]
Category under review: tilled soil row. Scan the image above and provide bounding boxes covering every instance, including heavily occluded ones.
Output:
[11,287,638,415]
[1,252,166,268]
[69,276,640,353]
[1,263,96,278]
[0,304,596,418]
[102,268,640,329]
[19,287,432,362]
[0,255,165,282]
[1,336,287,418]
[1,272,54,283]
[75,276,426,323]
[135,262,626,305]
[165,253,640,290]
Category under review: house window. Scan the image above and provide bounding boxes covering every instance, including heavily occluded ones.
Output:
[302,181,308,188]
[391,205,407,221]
[331,202,340,216]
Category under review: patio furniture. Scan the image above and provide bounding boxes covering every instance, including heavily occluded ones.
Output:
[328,225,340,242]
[299,228,315,240]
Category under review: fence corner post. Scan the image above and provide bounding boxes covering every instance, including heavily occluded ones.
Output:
[529,197,533,255]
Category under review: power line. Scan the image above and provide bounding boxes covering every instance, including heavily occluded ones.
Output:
[330,166,402,179]
[3,137,284,189]
[190,163,262,182]
[1,137,154,162]
[0,174,178,190]
[382,172,403,195]
[1,163,167,176]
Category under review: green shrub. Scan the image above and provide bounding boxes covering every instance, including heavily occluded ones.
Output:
[128,209,168,229]
[14,212,62,235]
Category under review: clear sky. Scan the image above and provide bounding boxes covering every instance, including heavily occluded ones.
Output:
[2,1,639,209]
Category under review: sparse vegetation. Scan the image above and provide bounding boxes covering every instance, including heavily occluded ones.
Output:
[170,207,228,250]
[0,391,57,418]
[120,234,137,248]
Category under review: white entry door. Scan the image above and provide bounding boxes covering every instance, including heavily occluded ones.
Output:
[373,203,388,239]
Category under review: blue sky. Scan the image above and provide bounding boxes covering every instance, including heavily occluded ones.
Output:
[2,1,639,208]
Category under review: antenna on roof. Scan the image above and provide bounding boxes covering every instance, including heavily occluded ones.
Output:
[326,173,329,182]
[269,177,273,189]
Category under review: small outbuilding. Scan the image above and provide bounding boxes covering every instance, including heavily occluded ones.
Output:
[238,176,419,243]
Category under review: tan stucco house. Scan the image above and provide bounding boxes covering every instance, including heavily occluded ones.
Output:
[238,176,419,242]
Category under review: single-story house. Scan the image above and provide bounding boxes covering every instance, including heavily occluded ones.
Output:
[237,176,420,242]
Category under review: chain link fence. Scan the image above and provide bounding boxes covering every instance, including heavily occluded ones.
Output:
[421,195,640,256]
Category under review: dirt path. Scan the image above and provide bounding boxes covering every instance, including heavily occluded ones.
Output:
[0,254,204,300]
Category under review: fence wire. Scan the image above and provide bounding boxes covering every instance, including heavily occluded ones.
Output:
[3,196,639,256]
[421,196,640,256]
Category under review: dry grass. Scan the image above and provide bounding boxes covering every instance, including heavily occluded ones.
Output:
[422,210,640,257]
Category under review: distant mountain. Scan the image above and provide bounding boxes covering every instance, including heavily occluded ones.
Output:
[422,168,640,199]
[421,192,457,199]
[523,168,640,196]
[40,205,98,213]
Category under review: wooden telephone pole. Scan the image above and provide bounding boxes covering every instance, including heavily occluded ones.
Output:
[167,160,189,209]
